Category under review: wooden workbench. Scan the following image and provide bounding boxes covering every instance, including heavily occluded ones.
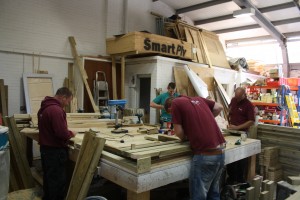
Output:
[21,125,261,200]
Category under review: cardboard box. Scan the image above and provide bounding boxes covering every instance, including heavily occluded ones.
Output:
[106,31,195,60]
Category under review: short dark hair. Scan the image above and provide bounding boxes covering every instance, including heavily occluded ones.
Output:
[164,96,175,112]
[168,82,176,89]
[55,87,73,97]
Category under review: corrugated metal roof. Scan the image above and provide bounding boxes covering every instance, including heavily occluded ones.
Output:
[157,0,300,44]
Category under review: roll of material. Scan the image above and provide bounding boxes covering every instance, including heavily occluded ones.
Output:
[183,65,209,98]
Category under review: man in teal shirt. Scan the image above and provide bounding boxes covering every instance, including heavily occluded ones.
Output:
[150,82,179,122]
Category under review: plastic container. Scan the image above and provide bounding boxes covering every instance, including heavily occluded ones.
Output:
[107,99,127,108]
[0,126,9,200]
[266,78,287,87]
[0,126,9,151]
[287,78,299,87]
[85,196,107,200]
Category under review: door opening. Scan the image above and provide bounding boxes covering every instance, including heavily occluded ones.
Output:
[138,77,151,123]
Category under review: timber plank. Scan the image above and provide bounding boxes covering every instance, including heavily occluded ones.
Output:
[66,132,106,200]
[0,79,8,117]
[68,36,99,113]
[6,116,34,189]
[246,186,255,200]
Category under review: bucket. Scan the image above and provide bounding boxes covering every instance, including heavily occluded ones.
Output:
[85,196,107,200]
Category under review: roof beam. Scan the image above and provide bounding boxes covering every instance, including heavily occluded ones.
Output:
[176,0,231,14]
[233,0,286,45]
[259,2,295,13]
[214,17,300,34]
[195,2,295,25]
[294,0,300,11]
[225,31,300,45]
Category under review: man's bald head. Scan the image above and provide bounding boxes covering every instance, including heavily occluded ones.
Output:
[234,87,246,102]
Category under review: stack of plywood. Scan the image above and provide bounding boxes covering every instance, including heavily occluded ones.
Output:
[259,146,283,182]
[257,124,300,180]
[164,20,230,69]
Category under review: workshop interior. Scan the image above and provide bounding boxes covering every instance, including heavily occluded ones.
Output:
[1,0,300,200]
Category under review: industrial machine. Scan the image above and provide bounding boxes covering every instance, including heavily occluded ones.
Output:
[108,100,128,133]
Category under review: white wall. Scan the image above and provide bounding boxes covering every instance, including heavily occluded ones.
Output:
[0,0,158,115]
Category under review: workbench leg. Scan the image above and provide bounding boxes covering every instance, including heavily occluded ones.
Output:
[127,190,150,200]
[247,155,256,181]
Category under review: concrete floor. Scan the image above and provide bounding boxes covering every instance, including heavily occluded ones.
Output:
[87,177,190,200]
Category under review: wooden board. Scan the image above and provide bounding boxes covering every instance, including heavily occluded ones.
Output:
[183,65,208,98]
[201,30,230,69]
[23,74,54,114]
[106,31,195,60]
[173,66,196,96]
[69,37,99,113]
[188,65,214,91]
[0,79,8,117]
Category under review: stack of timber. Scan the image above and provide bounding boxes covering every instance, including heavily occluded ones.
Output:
[164,20,230,69]
[13,114,33,129]
[257,124,300,179]
[0,79,8,118]
[259,146,283,182]
[68,128,191,174]
[3,116,34,192]
[66,131,106,200]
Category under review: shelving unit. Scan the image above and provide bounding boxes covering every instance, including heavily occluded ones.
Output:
[247,84,300,127]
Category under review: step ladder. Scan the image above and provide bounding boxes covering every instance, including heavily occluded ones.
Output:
[285,94,300,128]
[93,71,109,106]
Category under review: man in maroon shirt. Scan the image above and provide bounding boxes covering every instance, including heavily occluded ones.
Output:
[227,87,255,184]
[38,87,76,200]
[165,95,226,200]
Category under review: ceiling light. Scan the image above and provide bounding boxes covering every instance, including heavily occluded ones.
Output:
[233,8,255,18]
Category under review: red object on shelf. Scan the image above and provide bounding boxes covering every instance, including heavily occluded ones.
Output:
[286,78,299,87]
[266,78,287,87]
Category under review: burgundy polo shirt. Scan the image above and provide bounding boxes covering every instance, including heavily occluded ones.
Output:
[171,96,225,154]
[228,97,255,131]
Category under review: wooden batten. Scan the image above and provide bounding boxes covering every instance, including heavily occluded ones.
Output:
[69,36,99,113]
[66,131,106,200]
[5,116,35,191]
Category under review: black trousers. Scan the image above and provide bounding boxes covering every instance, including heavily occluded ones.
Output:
[226,158,248,184]
[40,146,68,200]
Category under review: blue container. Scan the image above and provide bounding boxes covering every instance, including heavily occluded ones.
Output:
[0,126,9,151]
[107,99,127,108]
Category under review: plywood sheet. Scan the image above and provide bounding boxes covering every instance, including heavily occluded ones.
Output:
[23,74,54,114]
[173,66,196,96]
[201,30,230,69]
[188,65,214,91]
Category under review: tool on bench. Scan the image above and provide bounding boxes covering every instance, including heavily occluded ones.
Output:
[108,100,129,133]
[137,127,159,134]
[222,129,246,136]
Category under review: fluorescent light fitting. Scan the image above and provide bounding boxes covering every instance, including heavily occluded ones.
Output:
[233,8,255,18]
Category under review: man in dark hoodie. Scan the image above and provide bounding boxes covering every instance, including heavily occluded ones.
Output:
[38,87,76,200]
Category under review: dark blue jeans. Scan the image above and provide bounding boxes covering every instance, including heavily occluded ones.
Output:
[41,146,68,200]
[189,154,225,200]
